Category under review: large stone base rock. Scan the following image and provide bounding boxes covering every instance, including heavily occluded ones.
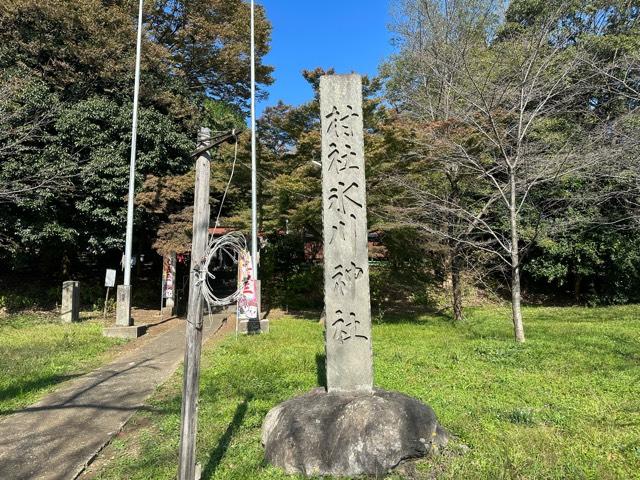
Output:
[262,388,448,477]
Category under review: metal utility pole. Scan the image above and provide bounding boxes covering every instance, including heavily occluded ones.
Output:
[250,0,258,279]
[178,128,211,480]
[117,0,144,326]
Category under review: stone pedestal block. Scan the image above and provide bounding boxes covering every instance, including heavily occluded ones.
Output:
[61,281,79,323]
[103,325,146,339]
[116,285,132,326]
[237,319,269,334]
[262,388,448,477]
[165,298,175,314]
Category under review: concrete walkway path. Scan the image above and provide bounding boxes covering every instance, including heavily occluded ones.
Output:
[0,312,230,480]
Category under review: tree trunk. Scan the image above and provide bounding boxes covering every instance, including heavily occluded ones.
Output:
[511,260,525,342]
[574,275,582,302]
[446,172,463,322]
[451,249,464,322]
[509,168,525,343]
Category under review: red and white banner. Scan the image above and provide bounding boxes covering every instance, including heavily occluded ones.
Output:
[162,253,176,300]
[237,250,259,321]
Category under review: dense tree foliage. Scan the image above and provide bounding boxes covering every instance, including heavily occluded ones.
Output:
[254,0,639,331]
[0,0,637,321]
[0,0,272,279]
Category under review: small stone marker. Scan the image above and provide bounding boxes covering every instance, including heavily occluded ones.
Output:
[115,285,132,326]
[61,280,79,323]
[320,74,373,393]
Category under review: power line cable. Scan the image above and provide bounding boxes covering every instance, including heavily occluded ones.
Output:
[213,134,239,229]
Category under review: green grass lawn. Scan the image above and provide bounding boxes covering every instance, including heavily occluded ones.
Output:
[0,312,126,415]
[92,305,640,479]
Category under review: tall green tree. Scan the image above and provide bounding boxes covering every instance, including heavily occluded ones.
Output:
[0,0,273,277]
[256,68,434,311]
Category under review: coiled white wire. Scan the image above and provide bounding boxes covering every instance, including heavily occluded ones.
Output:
[190,132,250,319]
[196,231,248,308]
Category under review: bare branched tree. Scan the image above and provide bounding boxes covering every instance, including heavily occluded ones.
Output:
[384,0,505,321]
[385,1,607,341]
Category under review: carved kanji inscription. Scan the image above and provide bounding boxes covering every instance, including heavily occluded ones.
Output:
[325,105,359,138]
[331,310,369,343]
[320,74,373,393]
[332,262,364,295]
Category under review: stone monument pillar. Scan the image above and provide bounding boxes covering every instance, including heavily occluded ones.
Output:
[319,74,373,393]
[261,75,448,477]
[115,285,132,326]
[61,280,79,323]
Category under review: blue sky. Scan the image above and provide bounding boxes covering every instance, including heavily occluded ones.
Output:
[257,0,395,116]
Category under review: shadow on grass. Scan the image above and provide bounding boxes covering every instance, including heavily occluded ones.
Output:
[283,309,323,322]
[373,308,453,325]
[272,304,462,328]
[606,333,640,363]
[315,353,327,389]
[0,373,82,414]
[202,394,252,479]
[0,313,62,328]
[283,307,455,326]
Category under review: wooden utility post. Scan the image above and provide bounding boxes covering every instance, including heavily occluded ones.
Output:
[178,127,211,480]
